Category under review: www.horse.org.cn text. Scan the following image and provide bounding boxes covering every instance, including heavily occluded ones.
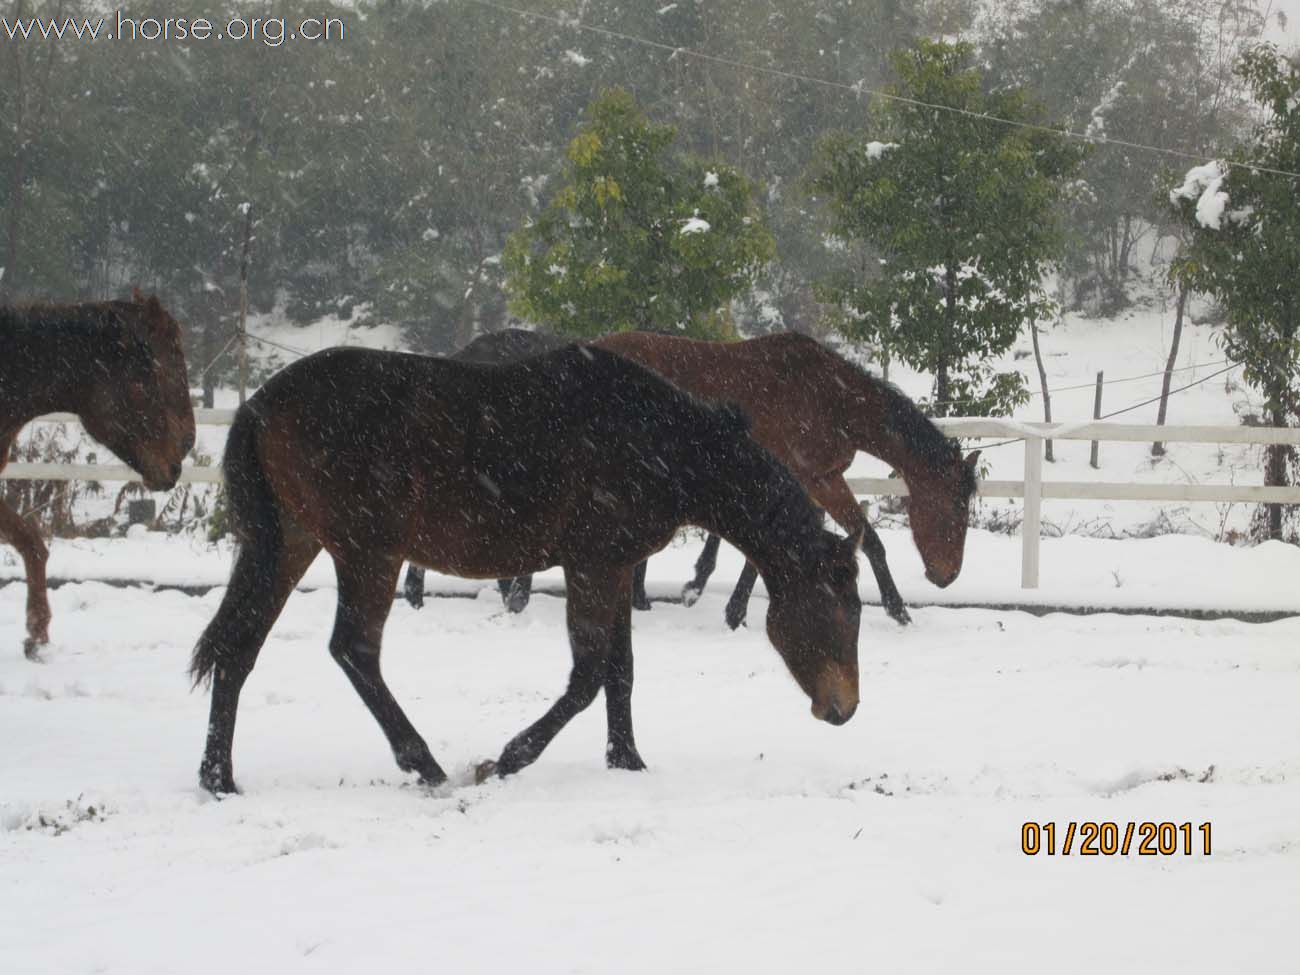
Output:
[1,11,346,46]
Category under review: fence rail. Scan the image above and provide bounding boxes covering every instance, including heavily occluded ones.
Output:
[8,413,1300,589]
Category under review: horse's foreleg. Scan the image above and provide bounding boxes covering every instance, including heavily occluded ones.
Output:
[482,566,626,779]
[724,562,759,630]
[0,497,51,659]
[403,564,425,609]
[681,533,721,607]
[604,585,645,770]
[331,556,446,787]
[500,574,532,614]
[631,560,651,611]
[196,528,320,795]
[813,476,910,625]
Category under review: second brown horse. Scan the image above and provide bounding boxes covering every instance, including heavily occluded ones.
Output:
[406,330,979,626]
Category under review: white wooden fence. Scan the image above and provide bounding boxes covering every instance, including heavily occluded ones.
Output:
[7,412,1300,589]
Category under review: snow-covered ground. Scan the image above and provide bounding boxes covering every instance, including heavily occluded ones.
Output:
[6,523,1300,615]
[2,569,1298,973]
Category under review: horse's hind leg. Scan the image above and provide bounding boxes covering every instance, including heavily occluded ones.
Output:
[0,496,51,659]
[631,560,651,612]
[724,562,759,630]
[403,564,425,610]
[681,533,721,607]
[480,566,626,779]
[330,556,446,787]
[604,586,645,771]
[196,527,321,794]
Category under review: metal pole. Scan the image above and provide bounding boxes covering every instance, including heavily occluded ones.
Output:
[1090,371,1103,469]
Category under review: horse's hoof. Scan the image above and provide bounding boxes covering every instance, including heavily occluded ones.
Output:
[199,763,240,797]
[724,605,747,630]
[473,760,500,784]
[888,604,913,626]
[505,592,530,614]
[416,771,453,796]
[22,637,45,661]
[632,596,652,612]
[681,584,702,607]
[406,592,425,610]
[606,747,647,771]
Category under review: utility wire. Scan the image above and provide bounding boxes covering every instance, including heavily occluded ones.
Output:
[1028,359,1232,398]
[464,0,1300,182]
[935,357,1234,411]
[975,361,1242,450]
[244,332,310,358]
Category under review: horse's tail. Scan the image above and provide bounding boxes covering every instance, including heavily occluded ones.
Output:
[189,404,283,688]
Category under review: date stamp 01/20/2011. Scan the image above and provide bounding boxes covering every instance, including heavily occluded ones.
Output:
[1021,822,1213,857]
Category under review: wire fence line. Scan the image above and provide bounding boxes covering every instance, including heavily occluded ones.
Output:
[464,0,1300,182]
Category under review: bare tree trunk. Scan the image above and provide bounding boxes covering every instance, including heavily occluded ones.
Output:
[1152,280,1189,456]
[1031,320,1053,462]
[936,262,957,415]
[200,301,218,409]
[1266,402,1287,541]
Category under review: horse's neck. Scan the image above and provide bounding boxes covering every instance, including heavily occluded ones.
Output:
[686,439,815,588]
[0,318,91,425]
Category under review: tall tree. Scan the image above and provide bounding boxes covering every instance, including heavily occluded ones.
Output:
[809,39,1084,415]
[1168,43,1300,540]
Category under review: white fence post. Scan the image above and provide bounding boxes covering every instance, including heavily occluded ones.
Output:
[1022,433,1043,588]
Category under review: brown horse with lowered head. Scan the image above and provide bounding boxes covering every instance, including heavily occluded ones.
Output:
[405,329,979,626]
[0,291,195,658]
[190,343,862,794]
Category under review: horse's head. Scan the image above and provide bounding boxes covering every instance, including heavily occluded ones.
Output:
[907,447,980,588]
[80,290,195,492]
[765,529,863,725]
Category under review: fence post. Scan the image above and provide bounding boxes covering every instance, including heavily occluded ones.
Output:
[1022,433,1043,588]
[1090,371,1103,468]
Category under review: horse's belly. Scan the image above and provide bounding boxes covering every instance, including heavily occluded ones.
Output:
[405,506,561,579]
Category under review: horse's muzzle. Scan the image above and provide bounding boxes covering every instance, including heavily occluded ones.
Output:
[817,700,858,726]
[925,566,960,588]
[142,463,182,492]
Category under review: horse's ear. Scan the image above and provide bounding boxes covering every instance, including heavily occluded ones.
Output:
[965,450,981,469]
[132,287,146,304]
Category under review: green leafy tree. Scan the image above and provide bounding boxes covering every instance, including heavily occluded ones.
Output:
[503,88,774,339]
[809,40,1084,415]
[1168,44,1300,540]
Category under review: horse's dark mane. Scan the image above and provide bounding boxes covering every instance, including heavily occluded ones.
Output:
[831,346,977,498]
[759,459,829,559]
[573,345,824,547]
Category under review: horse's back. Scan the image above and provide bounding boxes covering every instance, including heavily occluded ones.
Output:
[237,344,698,575]
[452,328,568,365]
